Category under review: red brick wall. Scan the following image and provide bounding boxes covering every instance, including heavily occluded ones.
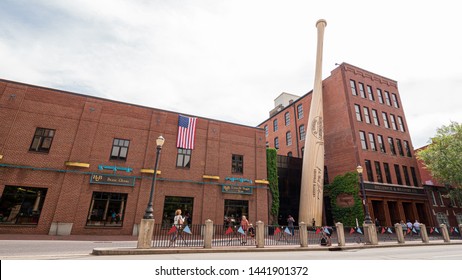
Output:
[0,79,268,235]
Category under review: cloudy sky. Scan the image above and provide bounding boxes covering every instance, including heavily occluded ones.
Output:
[1,0,461,149]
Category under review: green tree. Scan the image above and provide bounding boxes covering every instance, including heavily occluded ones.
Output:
[266,148,279,225]
[417,121,462,203]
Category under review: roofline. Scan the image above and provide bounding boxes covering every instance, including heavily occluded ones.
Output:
[0,78,263,131]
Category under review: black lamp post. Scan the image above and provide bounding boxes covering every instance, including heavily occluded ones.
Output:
[143,135,165,219]
[356,165,373,224]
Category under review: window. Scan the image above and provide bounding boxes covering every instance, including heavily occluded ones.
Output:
[286,131,292,146]
[29,127,55,153]
[436,212,450,227]
[162,196,194,227]
[404,140,412,157]
[367,85,375,101]
[384,91,392,106]
[375,161,383,183]
[297,104,304,119]
[398,116,405,132]
[372,109,380,126]
[377,135,386,153]
[287,152,293,157]
[391,93,400,108]
[388,137,396,155]
[402,166,411,186]
[365,160,374,181]
[382,112,390,128]
[350,80,358,96]
[430,191,438,206]
[232,154,244,174]
[359,131,368,150]
[390,114,398,130]
[394,164,403,185]
[110,138,130,161]
[0,186,47,225]
[86,192,127,227]
[437,191,445,206]
[369,133,377,151]
[359,82,366,98]
[363,107,371,124]
[299,125,305,141]
[384,163,392,184]
[377,88,384,104]
[224,199,249,225]
[176,148,192,168]
[285,112,290,126]
[273,119,278,132]
[410,167,418,186]
[355,104,362,121]
[264,125,268,137]
[274,137,279,149]
[396,139,404,156]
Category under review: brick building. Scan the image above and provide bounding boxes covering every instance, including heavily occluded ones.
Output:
[0,78,269,235]
[416,145,462,227]
[259,63,432,226]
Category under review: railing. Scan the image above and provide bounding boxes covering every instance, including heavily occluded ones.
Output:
[148,222,462,248]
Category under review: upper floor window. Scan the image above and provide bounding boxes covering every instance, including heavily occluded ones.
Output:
[176,148,192,168]
[350,80,358,96]
[394,164,403,185]
[363,107,371,124]
[374,161,383,183]
[404,140,412,157]
[358,82,366,98]
[274,137,279,149]
[284,112,290,126]
[30,128,55,153]
[377,88,384,104]
[398,116,405,132]
[232,154,243,174]
[355,104,362,121]
[110,138,130,161]
[286,131,292,146]
[372,109,380,126]
[396,139,404,156]
[391,93,400,108]
[384,163,392,184]
[297,104,304,119]
[299,125,306,141]
[369,133,377,151]
[384,91,391,106]
[402,165,411,186]
[430,191,438,206]
[264,125,268,137]
[382,112,390,128]
[365,160,374,181]
[410,167,419,186]
[273,119,278,132]
[359,131,368,150]
[437,191,445,206]
[377,135,386,153]
[388,137,396,155]
[367,85,375,101]
[390,114,398,130]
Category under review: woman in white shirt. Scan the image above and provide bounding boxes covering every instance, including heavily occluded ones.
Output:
[174,209,184,228]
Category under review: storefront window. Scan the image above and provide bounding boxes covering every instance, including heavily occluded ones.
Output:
[162,196,194,228]
[436,212,450,227]
[224,199,249,226]
[0,186,47,225]
[86,192,127,227]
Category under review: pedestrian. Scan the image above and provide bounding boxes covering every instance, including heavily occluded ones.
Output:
[406,220,413,234]
[240,215,250,244]
[375,218,380,232]
[400,220,407,235]
[287,215,295,235]
[413,220,421,235]
[174,209,184,228]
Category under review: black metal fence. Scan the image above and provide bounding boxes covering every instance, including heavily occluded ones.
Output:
[149,223,462,248]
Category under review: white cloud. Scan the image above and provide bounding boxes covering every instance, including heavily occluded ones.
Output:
[1,0,461,148]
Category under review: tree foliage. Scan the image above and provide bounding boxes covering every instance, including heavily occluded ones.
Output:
[324,172,364,227]
[266,148,279,225]
[417,121,462,202]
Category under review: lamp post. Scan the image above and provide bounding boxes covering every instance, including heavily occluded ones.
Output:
[143,135,165,219]
[356,165,372,224]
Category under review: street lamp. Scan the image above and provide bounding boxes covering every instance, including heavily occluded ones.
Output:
[143,135,165,219]
[356,165,373,224]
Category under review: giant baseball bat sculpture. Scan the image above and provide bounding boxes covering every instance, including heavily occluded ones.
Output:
[299,19,327,227]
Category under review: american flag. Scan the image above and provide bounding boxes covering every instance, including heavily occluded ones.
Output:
[177,115,197,149]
